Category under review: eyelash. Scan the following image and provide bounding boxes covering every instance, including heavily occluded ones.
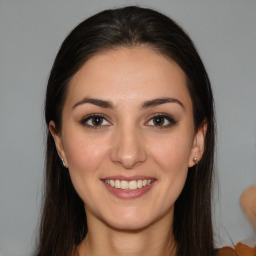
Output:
[80,113,177,129]
[80,114,111,129]
[146,113,177,128]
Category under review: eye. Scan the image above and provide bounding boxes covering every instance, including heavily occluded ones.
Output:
[146,114,177,128]
[81,114,111,128]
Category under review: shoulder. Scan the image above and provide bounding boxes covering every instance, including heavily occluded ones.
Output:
[217,242,256,256]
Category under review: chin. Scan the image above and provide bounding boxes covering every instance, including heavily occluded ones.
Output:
[101,207,162,232]
[106,218,152,232]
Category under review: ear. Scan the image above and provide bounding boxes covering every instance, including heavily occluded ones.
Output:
[49,120,68,168]
[188,119,207,167]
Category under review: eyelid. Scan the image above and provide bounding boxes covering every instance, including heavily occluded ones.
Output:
[145,113,177,128]
[80,112,177,129]
[80,113,112,128]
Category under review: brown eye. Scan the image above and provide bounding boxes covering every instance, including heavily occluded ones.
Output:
[81,114,111,128]
[91,116,104,126]
[146,114,177,128]
[153,116,165,126]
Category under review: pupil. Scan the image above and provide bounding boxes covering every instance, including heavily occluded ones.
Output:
[92,116,103,126]
[154,117,164,126]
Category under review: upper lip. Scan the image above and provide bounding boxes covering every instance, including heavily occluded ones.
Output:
[101,175,156,181]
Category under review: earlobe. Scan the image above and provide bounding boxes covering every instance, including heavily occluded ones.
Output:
[49,120,68,168]
[188,120,207,167]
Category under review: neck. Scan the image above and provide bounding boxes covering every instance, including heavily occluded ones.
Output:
[77,210,177,256]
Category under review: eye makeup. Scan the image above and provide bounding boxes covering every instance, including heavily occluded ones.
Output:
[80,113,111,129]
[145,113,177,129]
[79,112,177,130]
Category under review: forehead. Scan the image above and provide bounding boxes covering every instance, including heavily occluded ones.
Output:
[65,46,192,110]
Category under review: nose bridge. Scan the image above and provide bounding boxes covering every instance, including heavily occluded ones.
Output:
[111,122,147,169]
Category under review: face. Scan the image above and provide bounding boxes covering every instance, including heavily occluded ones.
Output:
[50,47,206,231]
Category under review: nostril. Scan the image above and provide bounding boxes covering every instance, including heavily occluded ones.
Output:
[110,130,147,168]
[114,154,147,169]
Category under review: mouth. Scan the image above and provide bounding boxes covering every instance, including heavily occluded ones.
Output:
[101,176,156,199]
[103,179,154,190]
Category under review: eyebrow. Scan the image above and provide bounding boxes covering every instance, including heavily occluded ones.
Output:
[141,97,185,109]
[72,97,184,110]
[73,98,114,109]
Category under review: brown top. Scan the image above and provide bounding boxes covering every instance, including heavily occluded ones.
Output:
[217,242,256,256]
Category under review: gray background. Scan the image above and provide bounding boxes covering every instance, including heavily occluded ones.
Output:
[0,1,255,256]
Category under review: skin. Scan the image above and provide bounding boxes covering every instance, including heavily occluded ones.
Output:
[240,185,256,229]
[50,46,207,256]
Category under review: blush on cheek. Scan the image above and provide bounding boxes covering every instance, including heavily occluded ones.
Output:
[153,142,191,172]
[65,137,109,174]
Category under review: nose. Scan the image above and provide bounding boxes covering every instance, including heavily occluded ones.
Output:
[110,126,147,169]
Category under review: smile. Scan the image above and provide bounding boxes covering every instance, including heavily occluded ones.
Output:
[104,179,153,190]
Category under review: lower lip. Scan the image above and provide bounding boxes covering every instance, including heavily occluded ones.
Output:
[102,181,155,199]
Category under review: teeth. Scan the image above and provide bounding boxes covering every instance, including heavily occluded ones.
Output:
[142,180,147,186]
[115,180,121,188]
[129,180,137,190]
[137,180,142,188]
[120,180,128,189]
[104,179,153,190]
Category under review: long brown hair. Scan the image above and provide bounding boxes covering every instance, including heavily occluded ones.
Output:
[35,6,216,256]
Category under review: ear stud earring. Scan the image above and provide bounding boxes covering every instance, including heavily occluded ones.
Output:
[61,158,66,168]
[193,157,197,164]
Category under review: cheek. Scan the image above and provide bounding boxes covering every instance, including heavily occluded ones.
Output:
[64,131,108,169]
[143,133,192,216]
[149,133,193,173]
[62,132,110,203]
[149,131,193,196]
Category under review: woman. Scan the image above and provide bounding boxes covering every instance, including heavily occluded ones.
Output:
[36,6,216,256]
